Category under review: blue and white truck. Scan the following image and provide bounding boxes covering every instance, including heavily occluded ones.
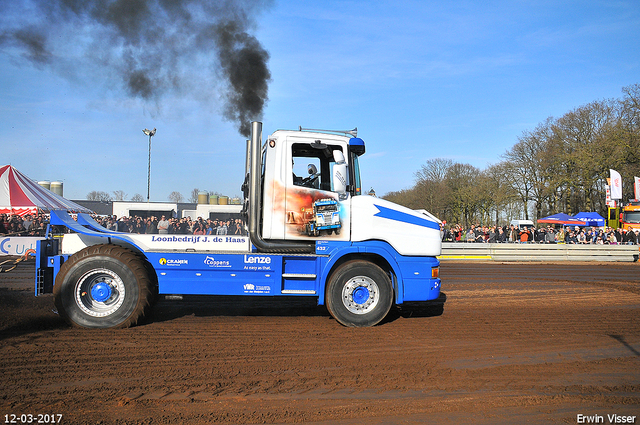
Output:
[35,122,442,328]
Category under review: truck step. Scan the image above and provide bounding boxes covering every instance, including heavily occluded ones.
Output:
[281,289,316,294]
[282,273,317,279]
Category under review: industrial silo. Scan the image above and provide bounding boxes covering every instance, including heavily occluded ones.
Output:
[50,181,63,196]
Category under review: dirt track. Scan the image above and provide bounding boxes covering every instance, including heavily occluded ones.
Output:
[1,260,639,424]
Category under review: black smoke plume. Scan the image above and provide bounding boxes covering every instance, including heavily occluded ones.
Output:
[0,0,272,136]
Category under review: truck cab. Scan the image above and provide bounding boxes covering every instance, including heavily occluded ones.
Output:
[256,126,441,256]
[621,203,640,231]
[608,203,640,231]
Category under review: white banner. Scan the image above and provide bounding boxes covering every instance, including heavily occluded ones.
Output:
[0,237,44,256]
[610,169,622,200]
[635,176,640,201]
[60,233,251,255]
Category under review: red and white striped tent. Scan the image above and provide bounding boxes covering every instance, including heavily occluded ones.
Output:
[0,165,93,216]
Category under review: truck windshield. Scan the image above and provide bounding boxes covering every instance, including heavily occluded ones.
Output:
[623,211,640,223]
[316,204,337,212]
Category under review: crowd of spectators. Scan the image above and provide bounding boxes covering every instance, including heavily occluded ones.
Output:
[441,223,640,245]
[0,213,48,236]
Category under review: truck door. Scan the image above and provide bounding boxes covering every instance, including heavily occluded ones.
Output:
[283,140,351,241]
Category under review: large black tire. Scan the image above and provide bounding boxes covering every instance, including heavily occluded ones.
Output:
[325,260,393,327]
[53,244,154,329]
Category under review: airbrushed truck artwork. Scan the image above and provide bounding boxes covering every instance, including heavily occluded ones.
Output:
[35,122,442,329]
[279,187,344,238]
[304,198,342,237]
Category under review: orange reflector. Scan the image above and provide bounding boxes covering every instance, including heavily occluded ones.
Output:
[432,267,439,279]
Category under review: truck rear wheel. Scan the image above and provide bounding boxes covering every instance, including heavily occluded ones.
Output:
[54,244,154,329]
[326,260,393,327]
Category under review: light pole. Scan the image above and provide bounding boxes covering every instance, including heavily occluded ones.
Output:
[142,128,156,202]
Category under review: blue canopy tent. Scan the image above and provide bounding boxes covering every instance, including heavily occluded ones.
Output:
[537,213,586,226]
[573,212,606,227]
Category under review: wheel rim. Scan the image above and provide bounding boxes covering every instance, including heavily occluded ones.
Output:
[341,276,380,314]
[75,268,126,317]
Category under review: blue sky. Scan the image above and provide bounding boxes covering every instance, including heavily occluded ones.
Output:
[1,0,638,202]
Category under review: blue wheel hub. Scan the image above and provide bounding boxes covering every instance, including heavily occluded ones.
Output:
[342,276,380,315]
[91,281,112,302]
[352,286,370,305]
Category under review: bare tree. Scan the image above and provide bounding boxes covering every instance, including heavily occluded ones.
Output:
[168,191,184,203]
[131,193,144,202]
[483,163,518,225]
[445,163,482,227]
[112,190,128,201]
[401,158,451,221]
[189,188,200,203]
[501,119,557,220]
[415,158,454,183]
[86,191,112,201]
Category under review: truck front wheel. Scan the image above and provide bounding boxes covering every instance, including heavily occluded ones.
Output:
[54,245,154,329]
[326,260,393,327]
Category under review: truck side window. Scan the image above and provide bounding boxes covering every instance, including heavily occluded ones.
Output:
[291,143,346,192]
[293,157,321,189]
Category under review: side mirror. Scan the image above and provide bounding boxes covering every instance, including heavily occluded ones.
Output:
[332,150,348,194]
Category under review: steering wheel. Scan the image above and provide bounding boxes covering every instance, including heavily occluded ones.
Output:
[300,173,319,187]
